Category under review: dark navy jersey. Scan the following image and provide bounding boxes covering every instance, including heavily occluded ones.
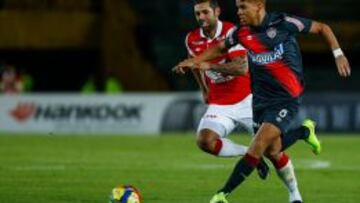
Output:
[225,12,312,110]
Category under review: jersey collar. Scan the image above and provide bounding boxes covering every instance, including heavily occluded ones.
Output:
[200,20,223,40]
[253,13,270,30]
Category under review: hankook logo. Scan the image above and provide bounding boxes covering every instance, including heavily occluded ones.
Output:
[9,102,142,122]
[10,103,37,122]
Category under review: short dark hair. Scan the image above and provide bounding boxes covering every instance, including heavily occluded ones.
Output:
[193,0,219,9]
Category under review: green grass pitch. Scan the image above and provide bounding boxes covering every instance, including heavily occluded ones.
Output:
[0,133,360,203]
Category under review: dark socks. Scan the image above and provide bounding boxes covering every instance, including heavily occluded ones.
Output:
[219,153,259,194]
[281,126,309,151]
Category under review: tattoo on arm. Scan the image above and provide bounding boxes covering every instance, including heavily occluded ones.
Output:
[209,55,248,76]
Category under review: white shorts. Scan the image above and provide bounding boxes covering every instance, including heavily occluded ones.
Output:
[197,94,253,137]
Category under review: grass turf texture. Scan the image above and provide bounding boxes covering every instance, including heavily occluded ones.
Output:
[0,134,359,203]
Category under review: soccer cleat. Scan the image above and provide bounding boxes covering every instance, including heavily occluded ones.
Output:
[302,119,321,155]
[209,192,228,203]
[256,158,270,180]
[291,201,303,203]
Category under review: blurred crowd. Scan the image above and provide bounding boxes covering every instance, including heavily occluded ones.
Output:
[0,64,123,95]
[0,0,357,93]
[0,64,32,94]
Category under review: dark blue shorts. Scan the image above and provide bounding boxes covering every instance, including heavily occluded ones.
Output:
[253,100,300,134]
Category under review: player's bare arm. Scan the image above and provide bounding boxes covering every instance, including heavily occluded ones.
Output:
[197,55,248,76]
[174,41,228,73]
[191,69,209,102]
[309,21,351,77]
[187,53,209,100]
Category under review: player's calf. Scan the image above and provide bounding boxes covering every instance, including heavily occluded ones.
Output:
[197,129,269,180]
[197,129,248,157]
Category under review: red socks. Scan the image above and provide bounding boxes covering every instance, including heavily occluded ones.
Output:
[272,153,289,169]
[213,138,223,155]
[244,153,260,167]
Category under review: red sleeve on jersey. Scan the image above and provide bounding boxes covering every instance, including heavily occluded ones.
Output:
[228,50,247,59]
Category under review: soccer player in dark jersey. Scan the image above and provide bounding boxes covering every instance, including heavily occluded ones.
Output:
[175,0,351,202]
[179,0,316,202]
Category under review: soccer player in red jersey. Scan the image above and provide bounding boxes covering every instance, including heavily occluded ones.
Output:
[175,0,351,202]
[185,0,256,160]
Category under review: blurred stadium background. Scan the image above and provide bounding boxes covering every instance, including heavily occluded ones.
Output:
[0,0,359,202]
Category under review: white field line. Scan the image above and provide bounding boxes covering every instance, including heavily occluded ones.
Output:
[5,160,360,172]
[12,165,66,171]
[181,159,360,171]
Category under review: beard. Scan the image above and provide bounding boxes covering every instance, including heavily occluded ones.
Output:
[198,19,216,32]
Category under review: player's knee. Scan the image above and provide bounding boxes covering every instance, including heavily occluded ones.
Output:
[196,129,219,154]
[264,148,280,160]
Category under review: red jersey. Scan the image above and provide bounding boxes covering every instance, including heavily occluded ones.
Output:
[185,21,251,105]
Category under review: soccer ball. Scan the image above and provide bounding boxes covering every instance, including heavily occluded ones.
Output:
[109,185,141,203]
